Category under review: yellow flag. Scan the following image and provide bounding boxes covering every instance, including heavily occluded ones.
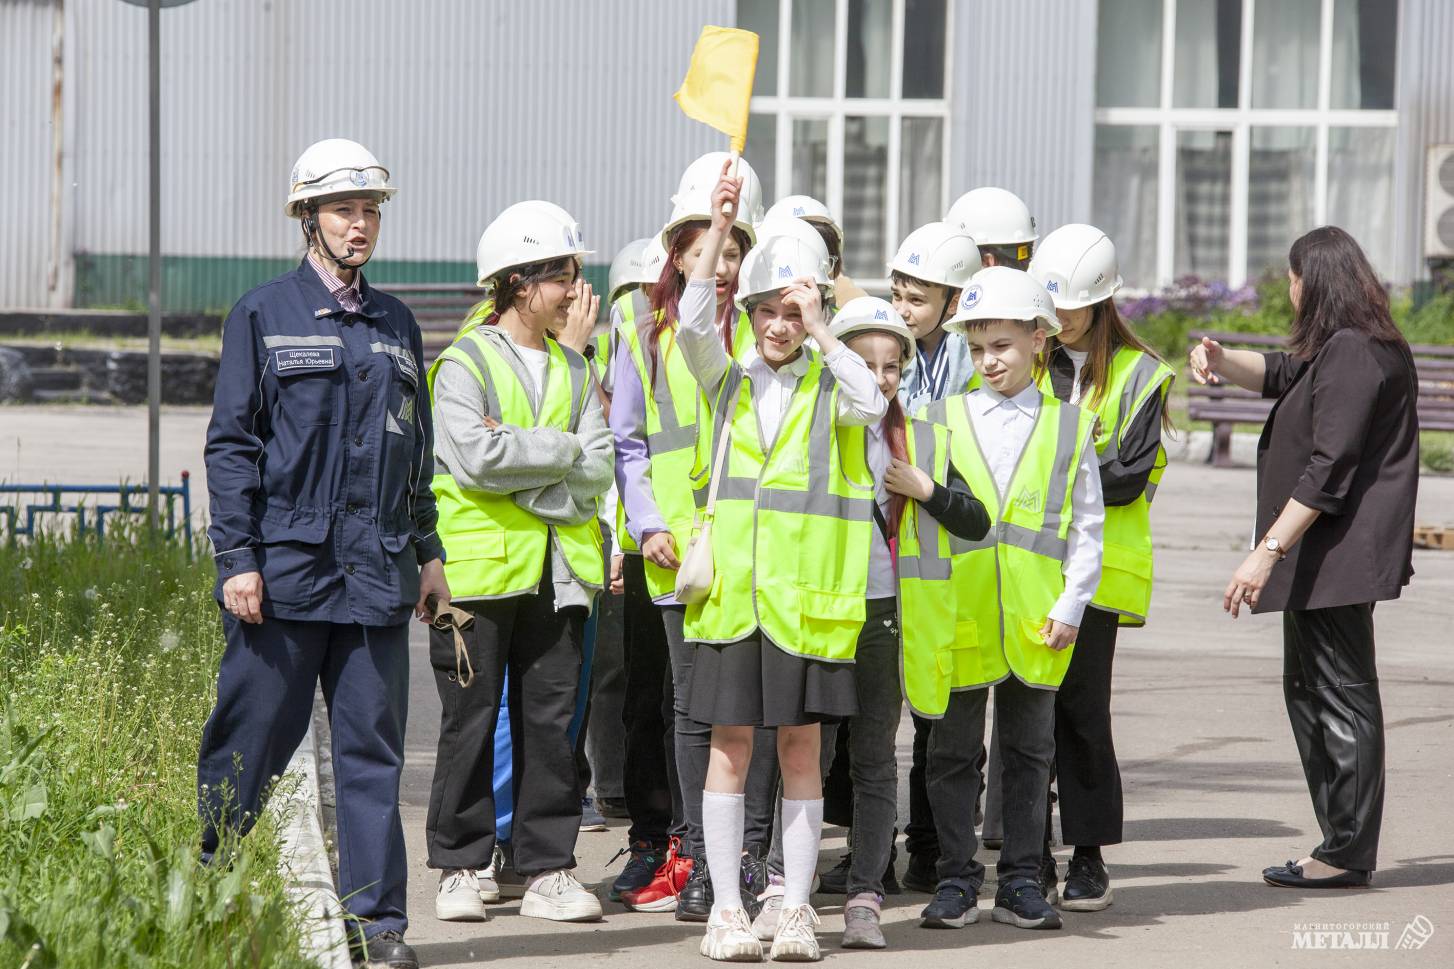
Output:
[673,26,759,153]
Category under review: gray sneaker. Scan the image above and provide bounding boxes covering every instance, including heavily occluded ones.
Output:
[841,899,886,949]
[491,844,528,899]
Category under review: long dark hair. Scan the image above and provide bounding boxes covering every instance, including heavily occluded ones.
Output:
[1043,298,1176,433]
[484,256,579,326]
[645,221,751,384]
[1287,226,1403,359]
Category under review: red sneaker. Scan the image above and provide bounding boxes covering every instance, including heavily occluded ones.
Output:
[621,837,694,913]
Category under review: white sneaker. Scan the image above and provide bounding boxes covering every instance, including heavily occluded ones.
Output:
[519,869,604,922]
[435,869,488,922]
[752,889,784,942]
[476,864,501,904]
[491,844,527,899]
[769,904,821,962]
[700,907,764,962]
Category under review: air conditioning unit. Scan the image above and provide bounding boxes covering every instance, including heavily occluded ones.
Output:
[1425,144,1454,259]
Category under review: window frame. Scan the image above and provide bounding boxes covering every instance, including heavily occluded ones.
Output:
[747,0,954,289]
[1095,0,1398,287]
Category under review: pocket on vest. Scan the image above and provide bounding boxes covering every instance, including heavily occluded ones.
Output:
[448,530,508,562]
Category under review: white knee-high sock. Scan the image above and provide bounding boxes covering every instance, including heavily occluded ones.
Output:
[781,798,823,909]
[702,790,745,919]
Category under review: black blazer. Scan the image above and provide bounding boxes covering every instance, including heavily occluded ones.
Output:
[1252,329,1419,613]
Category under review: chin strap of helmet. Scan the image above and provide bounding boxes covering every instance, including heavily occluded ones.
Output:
[301,203,371,270]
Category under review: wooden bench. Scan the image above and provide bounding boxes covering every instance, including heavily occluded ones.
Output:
[1186,331,1454,467]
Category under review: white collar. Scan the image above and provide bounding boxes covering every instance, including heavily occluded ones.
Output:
[743,345,812,378]
[969,380,1040,419]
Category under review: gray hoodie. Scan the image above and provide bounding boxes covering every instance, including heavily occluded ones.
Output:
[433,325,613,610]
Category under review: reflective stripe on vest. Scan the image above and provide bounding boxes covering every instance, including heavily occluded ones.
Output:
[1038,346,1174,626]
[616,291,754,597]
[894,418,960,718]
[682,354,875,661]
[926,391,1094,691]
[427,327,603,598]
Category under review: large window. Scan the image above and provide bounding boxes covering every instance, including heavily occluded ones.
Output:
[740,0,951,285]
[1094,0,1398,287]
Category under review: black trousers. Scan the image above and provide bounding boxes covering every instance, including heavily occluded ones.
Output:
[425,566,586,875]
[905,714,939,859]
[620,554,678,847]
[1283,603,1384,872]
[1050,606,1124,847]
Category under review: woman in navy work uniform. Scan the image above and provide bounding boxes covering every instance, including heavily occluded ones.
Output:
[198,138,449,969]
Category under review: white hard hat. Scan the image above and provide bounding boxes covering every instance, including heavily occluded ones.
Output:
[829,296,915,363]
[753,213,835,262]
[887,221,982,289]
[763,195,844,253]
[734,228,834,309]
[662,151,765,247]
[475,201,594,289]
[944,266,1061,337]
[945,187,1037,247]
[608,237,656,305]
[285,139,396,218]
[1028,223,1123,310]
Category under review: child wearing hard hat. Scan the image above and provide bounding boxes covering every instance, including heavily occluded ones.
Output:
[915,266,1104,933]
[608,153,780,923]
[880,220,983,892]
[674,164,887,962]
[1025,224,1176,913]
[802,296,992,950]
[425,201,612,926]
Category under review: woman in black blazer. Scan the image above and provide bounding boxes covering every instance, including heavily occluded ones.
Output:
[1189,226,1419,889]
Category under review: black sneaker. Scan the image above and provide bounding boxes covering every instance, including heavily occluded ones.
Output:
[609,839,666,902]
[675,855,712,922]
[992,877,1062,930]
[1060,854,1113,911]
[1039,853,1060,906]
[816,853,852,894]
[739,845,769,919]
[919,884,980,928]
[902,852,939,893]
[351,929,418,969]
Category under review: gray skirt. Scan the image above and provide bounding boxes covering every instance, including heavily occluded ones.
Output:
[688,631,859,728]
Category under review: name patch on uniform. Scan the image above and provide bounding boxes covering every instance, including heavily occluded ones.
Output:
[273,347,338,372]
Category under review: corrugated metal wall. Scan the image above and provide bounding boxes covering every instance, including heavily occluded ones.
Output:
[0,0,69,308]
[58,0,727,298]
[948,0,1097,236]
[1393,0,1454,282]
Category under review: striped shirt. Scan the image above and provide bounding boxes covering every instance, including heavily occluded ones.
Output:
[307,252,364,314]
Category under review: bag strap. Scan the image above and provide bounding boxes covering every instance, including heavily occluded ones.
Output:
[703,420,732,517]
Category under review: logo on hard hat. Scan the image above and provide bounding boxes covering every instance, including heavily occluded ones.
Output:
[349,170,369,188]
[1045,280,1060,293]
[873,308,890,321]
[778,265,793,279]
[962,285,983,308]
[793,206,806,216]
[908,253,921,266]
[564,228,577,249]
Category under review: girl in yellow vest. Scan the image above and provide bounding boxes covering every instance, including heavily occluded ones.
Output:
[786,297,991,950]
[914,266,1103,933]
[425,201,613,925]
[609,154,783,921]
[676,165,886,962]
[1023,225,1175,911]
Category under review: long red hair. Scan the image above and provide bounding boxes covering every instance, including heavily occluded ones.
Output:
[883,396,910,540]
[645,221,751,385]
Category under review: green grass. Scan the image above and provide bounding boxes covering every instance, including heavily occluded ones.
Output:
[0,526,316,968]
[0,331,222,354]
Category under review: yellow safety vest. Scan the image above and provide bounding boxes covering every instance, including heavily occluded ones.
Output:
[616,290,754,598]
[682,353,876,661]
[892,417,959,717]
[1038,346,1174,626]
[426,326,604,599]
[921,390,1095,691]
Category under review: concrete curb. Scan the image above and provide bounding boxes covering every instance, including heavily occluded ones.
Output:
[274,694,353,969]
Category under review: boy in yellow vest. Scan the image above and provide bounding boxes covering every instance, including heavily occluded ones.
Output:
[917,267,1104,932]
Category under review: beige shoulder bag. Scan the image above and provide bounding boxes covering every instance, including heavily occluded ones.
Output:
[673,422,733,605]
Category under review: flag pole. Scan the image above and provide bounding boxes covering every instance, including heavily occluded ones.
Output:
[723,148,741,218]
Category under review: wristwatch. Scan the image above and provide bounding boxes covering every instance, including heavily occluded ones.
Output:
[1263,536,1286,560]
